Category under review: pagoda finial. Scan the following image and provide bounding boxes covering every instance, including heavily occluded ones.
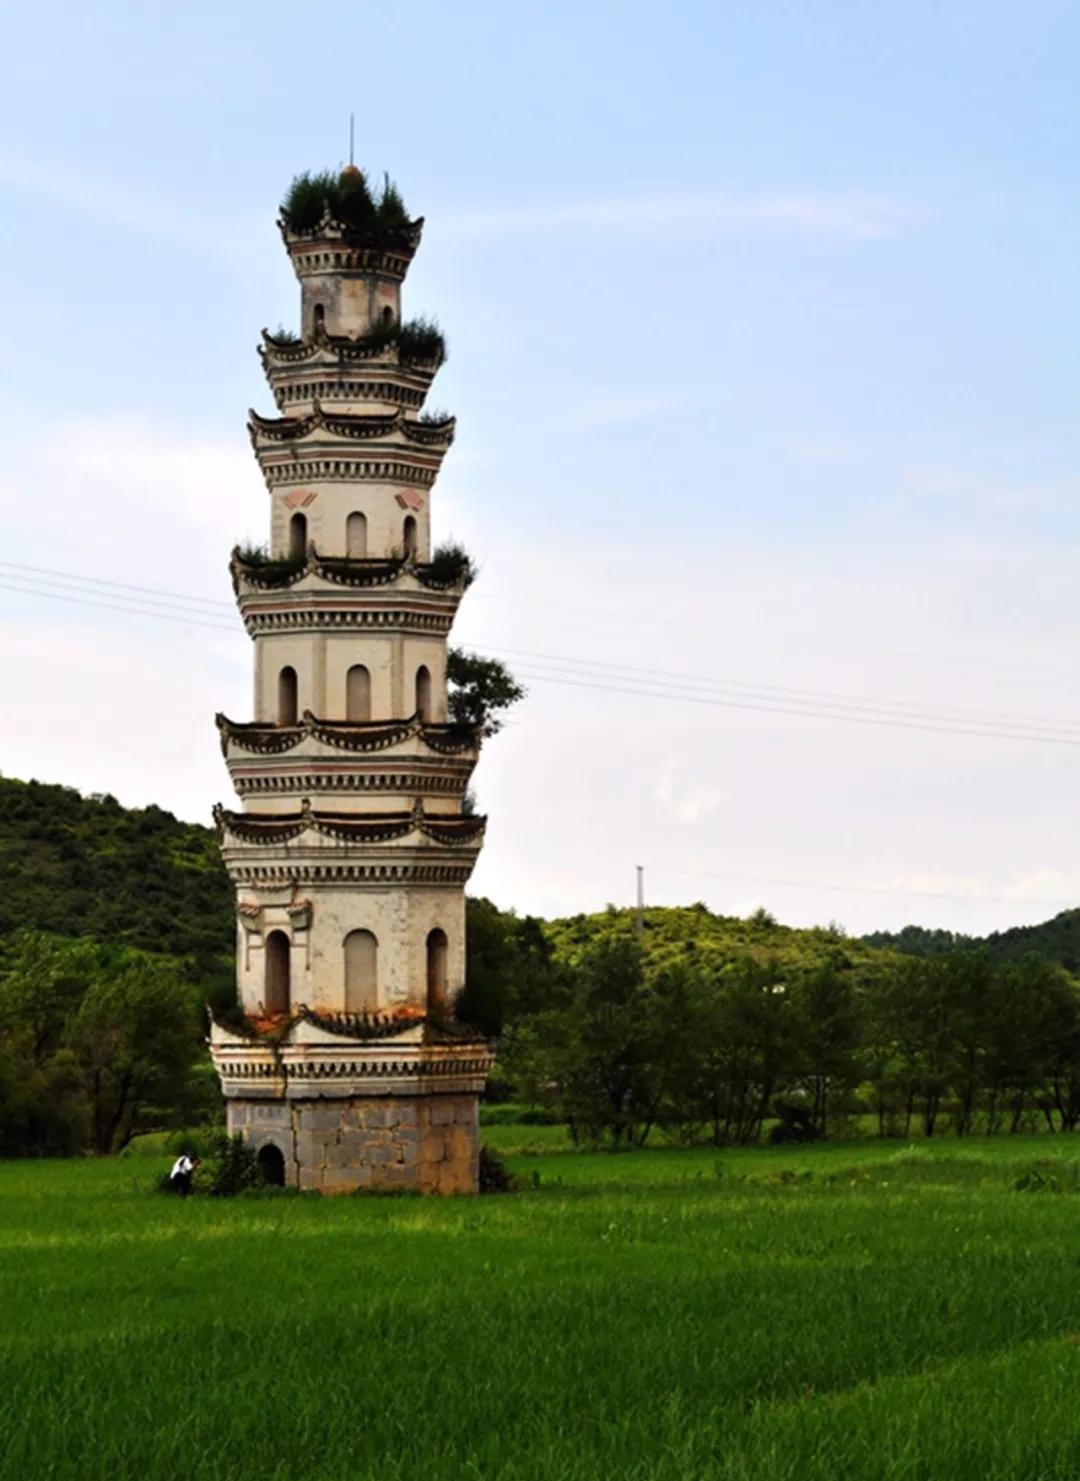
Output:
[340,114,360,180]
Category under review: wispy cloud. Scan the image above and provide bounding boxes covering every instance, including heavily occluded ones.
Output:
[444,190,924,242]
[657,762,727,825]
[898,465,1080,517]
[0,154,258,261]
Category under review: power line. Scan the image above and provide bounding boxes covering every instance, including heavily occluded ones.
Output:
[491,644,1080,737]
[511,667,1080,747]
[6,555,1077,687]
[0,579,240,634]
[5,564,1080,747]
[0,559,235,613]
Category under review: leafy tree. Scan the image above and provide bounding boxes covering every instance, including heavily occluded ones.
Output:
[447,649,525,738]
[458,897,556,1036]
[69,961,199,1153]
[507,936,662,1146]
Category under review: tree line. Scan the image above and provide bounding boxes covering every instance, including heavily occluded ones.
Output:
[461,906,1080,1147]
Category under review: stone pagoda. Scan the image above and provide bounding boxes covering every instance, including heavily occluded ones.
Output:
[208,166,494,1193]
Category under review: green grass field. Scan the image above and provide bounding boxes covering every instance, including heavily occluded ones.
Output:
[5,1136,1080,1480]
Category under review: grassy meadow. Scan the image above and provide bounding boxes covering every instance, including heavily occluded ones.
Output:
[5,1136,1080,1480]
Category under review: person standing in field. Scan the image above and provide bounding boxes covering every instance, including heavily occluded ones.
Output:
[169,1153,199,1196]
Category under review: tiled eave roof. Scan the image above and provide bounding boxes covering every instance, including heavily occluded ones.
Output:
[230,549,468,595]
[213,801,486,847]
[248,401,454,450]
[216,711,480,758]
[259,327,442,372]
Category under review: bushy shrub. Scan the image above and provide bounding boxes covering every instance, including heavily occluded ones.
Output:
[478,1146,516,1193]
[425,542,476,588]
[769,1102,821,1145]
[280,169,411,241]
[202,1132,260,1197]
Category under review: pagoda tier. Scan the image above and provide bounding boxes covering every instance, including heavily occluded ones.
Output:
[260,328,440,417]
[209,1012,495,1195]
[230,550,468,594]
[217,711,477,812]
[214,803,485,853]
[210,1014,494,1106]
[279,215,424,279]
[234,579,464,637]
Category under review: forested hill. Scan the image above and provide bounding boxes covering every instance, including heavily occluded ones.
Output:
[3,772,1080,974]
[862,911,1080,971]
[0,777,232,962]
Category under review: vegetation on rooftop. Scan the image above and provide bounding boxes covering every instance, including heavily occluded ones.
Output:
[280,168,413,241]
[427,542,476,589]
[361,314,446,365]
[263,314,446,365]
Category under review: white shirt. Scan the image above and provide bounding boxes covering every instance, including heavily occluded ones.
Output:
[171,1155,194,1178]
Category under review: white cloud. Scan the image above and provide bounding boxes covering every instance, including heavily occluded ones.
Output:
[656,761,727,825]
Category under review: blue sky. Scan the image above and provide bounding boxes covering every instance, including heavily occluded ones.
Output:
[2,1,1079,934]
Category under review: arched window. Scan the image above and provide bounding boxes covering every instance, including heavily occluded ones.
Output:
[346,664,371,722]
[426,928,448,1014]
[277,667,298,727]
[415,665,431,721]
[256,1144,285,1186]
[288,511,307,561]
[264,930,291,1014]
[344,929,378,1013]
[381,305,394,327]
[346,511,367,558]
[402,515,418,558]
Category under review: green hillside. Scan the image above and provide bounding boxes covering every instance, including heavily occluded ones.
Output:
[4,772,1080,978]
[0,776,232,963]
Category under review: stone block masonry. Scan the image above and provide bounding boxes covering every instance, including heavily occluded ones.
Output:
[228,1093,479,1194]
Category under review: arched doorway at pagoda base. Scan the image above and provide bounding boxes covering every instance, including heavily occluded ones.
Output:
[256,1143,285,1186]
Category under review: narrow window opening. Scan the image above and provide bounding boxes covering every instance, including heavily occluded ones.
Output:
[313,303,325,331]
[381,305,394,327]
[346,511,368,558]
[402,515,418,558]
[344,929,378,1013]
[288,511,307,561]
[264,930,291,1015]
[426,928,449,1014]
[278,667,298,727]
[415,665,431,721]
[346,664,371,723]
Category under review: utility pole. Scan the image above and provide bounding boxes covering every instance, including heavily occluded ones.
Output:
[635,865,644,936]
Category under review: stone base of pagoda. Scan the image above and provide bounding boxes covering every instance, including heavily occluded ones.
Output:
[226,1090,480,1193]
[208,1011,494,1194]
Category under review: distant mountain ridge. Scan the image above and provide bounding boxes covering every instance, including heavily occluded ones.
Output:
[862,911,1080,970]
